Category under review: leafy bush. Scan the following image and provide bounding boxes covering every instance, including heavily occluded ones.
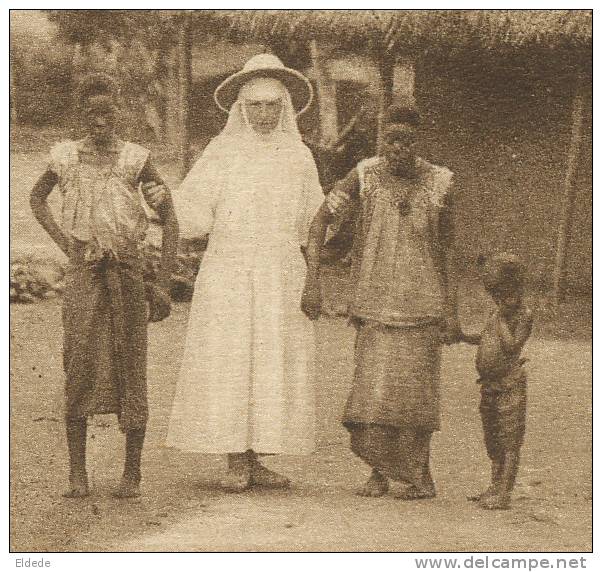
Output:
[10,256,65,303]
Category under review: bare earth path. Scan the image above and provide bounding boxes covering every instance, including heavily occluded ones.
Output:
[10,302,591,552]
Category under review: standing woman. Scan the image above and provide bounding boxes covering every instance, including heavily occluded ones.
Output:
[303,105,461,500]
[30,73,179,498]
[167,55,323,492]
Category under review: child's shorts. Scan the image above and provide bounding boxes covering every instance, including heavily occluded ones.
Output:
[479,369,527,460]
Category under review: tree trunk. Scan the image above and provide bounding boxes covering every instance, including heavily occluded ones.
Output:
[309,40,338,145]
[376,52,394,152]
[177,12,193,179]
[552,72,585,310]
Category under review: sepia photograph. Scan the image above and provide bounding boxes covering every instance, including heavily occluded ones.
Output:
[8,6,593,557]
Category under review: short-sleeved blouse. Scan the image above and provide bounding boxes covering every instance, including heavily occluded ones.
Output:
[49,140,151,261]
[327,156,454,326]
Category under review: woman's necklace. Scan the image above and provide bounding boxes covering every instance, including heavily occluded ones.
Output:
[378,162,419,216]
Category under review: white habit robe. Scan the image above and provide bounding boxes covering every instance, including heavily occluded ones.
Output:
[167,87,323,454]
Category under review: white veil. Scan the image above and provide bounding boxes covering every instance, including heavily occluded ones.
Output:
[219,77,302,142]
[176,77,309,239]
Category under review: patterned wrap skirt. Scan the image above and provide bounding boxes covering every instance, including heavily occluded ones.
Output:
[342,319,442,484]
[343,319,442,431]
[62,253,148,432]
[478,365,527,459]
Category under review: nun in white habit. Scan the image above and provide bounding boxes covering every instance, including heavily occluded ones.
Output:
[167,54,324,492]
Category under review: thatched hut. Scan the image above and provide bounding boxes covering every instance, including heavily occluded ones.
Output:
[177,10,590,300]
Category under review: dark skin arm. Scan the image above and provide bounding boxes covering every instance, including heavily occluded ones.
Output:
[137,161,179,290]
[497,307,533,355]
[301,169,357,320]
[137,160,180,322]
[435,191,462,344]
[30,169,69,257]
[301,202,333,320]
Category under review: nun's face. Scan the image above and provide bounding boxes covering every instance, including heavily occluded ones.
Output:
[244,98,283,134]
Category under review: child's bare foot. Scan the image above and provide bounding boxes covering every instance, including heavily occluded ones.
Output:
[250,461,291,489]
[113,475,141,498]
[467,486,498,502]
[394,484,436,501]
[478,493,510,510]
[357,470,389,497]
[63,473,89,498]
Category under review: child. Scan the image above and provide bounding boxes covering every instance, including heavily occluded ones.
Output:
[29,73,179,498]
[462,253,533,510]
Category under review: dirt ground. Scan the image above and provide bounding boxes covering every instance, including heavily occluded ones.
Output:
[10,144,592,552]
[10,295,592,552]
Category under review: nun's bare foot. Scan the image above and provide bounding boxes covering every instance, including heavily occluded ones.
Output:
[357,469,389,497]
[113,474,141,498]
[63,473,89,498]
[479,492,511,510]
[250,461,291,489]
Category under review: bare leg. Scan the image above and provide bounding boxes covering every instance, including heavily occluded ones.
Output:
[63,418,89,498]
[395,432,436,501]
[249,450,291,489]
[357,468,389,497]
[220,451,252,493]
[479,449,520,510]
[114,428,145,498]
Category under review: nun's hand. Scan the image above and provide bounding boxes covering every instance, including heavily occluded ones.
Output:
[301,279,322,321]
[141,181,167,211]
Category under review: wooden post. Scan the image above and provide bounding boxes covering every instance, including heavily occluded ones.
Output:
[377,52,394,151]
[552,72,585,310]
[309,40,339,145]
[177,12,193,179]
[9,51,18,125]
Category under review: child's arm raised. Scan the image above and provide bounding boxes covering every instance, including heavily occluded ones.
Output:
[30,169,69,257]
[497,308,533,355]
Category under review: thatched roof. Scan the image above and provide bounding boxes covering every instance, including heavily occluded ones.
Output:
[197,10,591,60]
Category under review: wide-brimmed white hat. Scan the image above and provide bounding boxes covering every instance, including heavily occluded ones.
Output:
[214,53,314,116]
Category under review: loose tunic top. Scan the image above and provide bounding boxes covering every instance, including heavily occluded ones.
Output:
[327,156,454,327]
[49,139,155,431]
[167,134,324,454]
[50,139,151,262]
